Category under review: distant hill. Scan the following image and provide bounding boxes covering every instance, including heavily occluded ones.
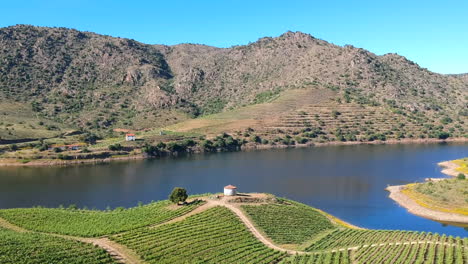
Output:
[0,25,466,141]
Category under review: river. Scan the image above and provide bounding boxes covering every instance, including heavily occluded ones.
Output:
[0,142,466,236]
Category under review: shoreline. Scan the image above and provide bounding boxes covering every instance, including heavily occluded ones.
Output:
[386,159,468,225]
[386,185,468,225]
[437,160,461,177]
[0,137,467,167]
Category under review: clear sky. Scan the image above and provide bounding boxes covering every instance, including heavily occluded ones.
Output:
[2,0,467,74]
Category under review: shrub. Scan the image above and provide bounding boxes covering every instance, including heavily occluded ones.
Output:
[169,187,188,205]
[108,143,123,151]
[331,110,341,119]
[53,147,62,153]
[57,154,72,160]
[166,142,186,153]
[251,135,261,143]
[156,142,166,149]
[457,173,466,180]
[200,140,215,152]
[9,144,19,151]
[437,131,450,139]
[142,144,159,156]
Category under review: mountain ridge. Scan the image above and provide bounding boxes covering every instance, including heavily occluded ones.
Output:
[0,24,466,142]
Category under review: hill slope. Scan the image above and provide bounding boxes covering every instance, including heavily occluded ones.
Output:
[0,25,466,142]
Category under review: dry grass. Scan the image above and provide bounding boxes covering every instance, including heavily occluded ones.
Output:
[402,180,468,216]
[0,103,67,140]
[452,158,468,174]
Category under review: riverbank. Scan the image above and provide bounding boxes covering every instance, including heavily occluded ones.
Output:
[438,160,462,177]
[1,137,467,167]
[386,158,468,224]
[386,185,468,225]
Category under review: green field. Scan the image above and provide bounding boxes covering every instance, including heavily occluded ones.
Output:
[0,228,115,264]
[0,200,203,237]
[110,206,286,264]
[242,200,336,245]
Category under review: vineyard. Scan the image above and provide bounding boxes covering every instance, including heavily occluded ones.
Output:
[280,251,351,264]
[0,200,203,237]
[241,201,336,245]
[110,206,286,264]
[0,227,116,264]
[354,241,468,264]
[0,193,467,264]
[306,229,468,251]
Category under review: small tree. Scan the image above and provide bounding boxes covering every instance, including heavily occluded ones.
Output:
[169,187,188,205]
[457,173,466,180]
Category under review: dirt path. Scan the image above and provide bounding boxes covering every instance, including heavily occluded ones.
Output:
[0,217,29,232]
[386,185,468,224]
[0,216,145,264]
[84,238,144,264]
[222,202,300,254]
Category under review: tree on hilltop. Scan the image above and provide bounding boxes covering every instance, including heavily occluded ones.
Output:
[169,187,188,205]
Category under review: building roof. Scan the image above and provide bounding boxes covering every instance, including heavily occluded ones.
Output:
[126,133,135,136]
[224,185,237,189]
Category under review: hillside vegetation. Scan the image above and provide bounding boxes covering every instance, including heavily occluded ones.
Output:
[0,193,467,263]
[0,25,466,164]
[0,25,466,140]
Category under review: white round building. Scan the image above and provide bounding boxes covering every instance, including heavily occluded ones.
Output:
[223,185,237,196]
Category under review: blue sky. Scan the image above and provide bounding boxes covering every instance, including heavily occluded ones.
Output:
[2,0,467,74]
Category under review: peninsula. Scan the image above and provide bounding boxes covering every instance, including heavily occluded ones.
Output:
[387,158,468,224]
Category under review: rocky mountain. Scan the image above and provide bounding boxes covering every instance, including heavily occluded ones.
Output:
[0,25,466,140]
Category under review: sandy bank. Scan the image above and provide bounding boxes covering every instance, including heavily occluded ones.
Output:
[437,161,461,177]
[386,185,468,224]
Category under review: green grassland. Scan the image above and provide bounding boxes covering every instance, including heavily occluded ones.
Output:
[0,228,116,264]
[0,200,203,237]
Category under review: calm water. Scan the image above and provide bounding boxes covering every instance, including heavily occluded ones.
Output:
[0,143,467,236]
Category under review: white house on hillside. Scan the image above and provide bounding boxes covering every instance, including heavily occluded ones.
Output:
[224,185,237,196]
[125,133,136,141]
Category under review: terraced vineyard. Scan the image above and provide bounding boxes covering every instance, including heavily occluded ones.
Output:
[306,229,462,251]
[280,251,351,264]
[0,200,203,237]
[110,206,286,264]
[0,228,116,264]
[242,201,336,245]
[257,101,465,141]
[355,240,468,264]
